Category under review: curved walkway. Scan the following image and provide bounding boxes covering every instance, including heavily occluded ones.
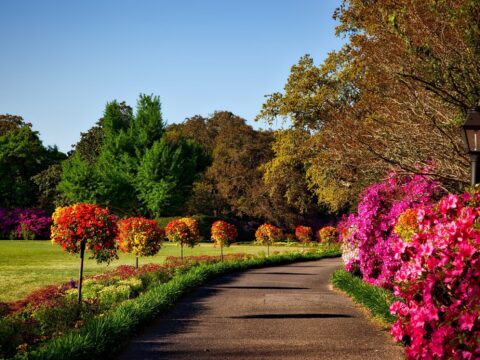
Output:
[117,258,404,360]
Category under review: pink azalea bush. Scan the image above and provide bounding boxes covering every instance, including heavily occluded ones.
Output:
[0,208,52,239]
[390,192,480,359]
[338,172,441,288]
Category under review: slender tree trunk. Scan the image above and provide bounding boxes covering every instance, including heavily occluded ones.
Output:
[221,244,224,262]
[78,240,86,306]
[181,243,184,262]
[267,244,270,257]
[136,256,139,269]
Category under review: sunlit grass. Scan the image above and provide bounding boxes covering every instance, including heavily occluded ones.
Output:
[0,240,304,301]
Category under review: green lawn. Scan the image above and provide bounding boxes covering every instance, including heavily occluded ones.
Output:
[0,240,304,302]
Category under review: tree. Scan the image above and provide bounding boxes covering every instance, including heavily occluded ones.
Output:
[257,0,480,210]
[136,138,209,216]
[116,217,164,268]
[0,117,65,208]
[59,94,207,217]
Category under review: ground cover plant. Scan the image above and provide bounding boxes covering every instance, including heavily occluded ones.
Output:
[1,247,340,359]
[331,269,396,326]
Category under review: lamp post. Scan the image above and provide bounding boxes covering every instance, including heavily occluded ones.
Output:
[462,107,480,185]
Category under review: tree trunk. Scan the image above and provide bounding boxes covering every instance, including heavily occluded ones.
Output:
[78,240,86,305]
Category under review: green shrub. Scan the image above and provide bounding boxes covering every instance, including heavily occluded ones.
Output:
[137,269,170,289]
[0,315,40,358]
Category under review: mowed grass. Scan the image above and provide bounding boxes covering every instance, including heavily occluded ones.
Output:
[0,240,304,302]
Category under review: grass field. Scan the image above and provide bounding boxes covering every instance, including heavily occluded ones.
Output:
[0,240,305,302]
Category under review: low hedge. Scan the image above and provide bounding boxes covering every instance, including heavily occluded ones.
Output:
[331,269,397,326]
[19,249,340,360]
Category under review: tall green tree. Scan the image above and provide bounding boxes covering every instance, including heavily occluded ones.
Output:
[137,138,209,216]
[0,116,66,208]
[59,94,206,217]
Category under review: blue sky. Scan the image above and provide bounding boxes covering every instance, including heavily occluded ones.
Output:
[0,0,344,153]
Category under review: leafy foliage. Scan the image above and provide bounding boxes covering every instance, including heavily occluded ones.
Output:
[318,226,338,244]
[164,219,198,248]
[294,225,313,244]
[51,204,118,263]
[59,95,207,218]
[257,0,480,210]
[210,220,238,247]
[0,116,66,208]
[116,217,164,257]
[255,224,283,245]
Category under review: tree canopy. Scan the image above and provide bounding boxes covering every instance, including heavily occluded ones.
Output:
[257,0,479,211]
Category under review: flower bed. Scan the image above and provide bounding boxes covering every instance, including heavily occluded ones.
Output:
[16,248,341,360]
[0,253,253,358]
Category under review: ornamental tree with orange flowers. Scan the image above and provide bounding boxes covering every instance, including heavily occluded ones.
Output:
[317,226,337,244]
[116,217,165,268]
[295,225,313,247]
[51,203,118,303]
[165,218,199,260]
[211,220,238,261]
[255,224,283,256]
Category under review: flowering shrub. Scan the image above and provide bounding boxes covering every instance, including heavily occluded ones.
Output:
[390,193,480,359]
[338,172,441,288]
[51,203,118,263]
[180,217,201,242]
[295,225,313,244]
[255,224,283,245]
[318,226,337,244]
[0,208,52,239]
[164,219,198,247]
[117,217,164,257]
[211,220,238,247]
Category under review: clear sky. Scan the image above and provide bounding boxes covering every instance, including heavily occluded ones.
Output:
[0,0,344,153]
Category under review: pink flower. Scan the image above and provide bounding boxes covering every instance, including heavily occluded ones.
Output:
[458,313,476,331]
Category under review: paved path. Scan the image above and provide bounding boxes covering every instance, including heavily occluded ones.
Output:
[117,258,404,360]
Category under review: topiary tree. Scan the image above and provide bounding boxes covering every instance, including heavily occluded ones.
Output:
[211,220,238,261]
[255,224,283,256]
[51,203,118,304]
[179,217,201,243]
[165,219,199,261]
[317,226,337,244]
[116,217,164,268]
[295,225,313,249]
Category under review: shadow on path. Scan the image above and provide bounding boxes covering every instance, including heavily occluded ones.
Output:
[216,285,309,290]
[230,313,353,319]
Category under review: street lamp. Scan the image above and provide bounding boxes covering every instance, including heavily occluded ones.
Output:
[462,107,480,185]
